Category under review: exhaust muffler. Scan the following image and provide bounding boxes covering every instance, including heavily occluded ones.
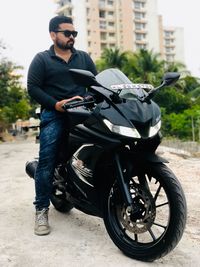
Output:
[25,160,38,179]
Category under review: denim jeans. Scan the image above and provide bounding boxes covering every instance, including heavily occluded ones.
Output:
[34,109,69,210]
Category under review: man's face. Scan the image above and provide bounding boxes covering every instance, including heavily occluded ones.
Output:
[52,23,77,50]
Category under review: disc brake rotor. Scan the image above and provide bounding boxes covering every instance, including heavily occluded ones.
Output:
[116,184,156,234]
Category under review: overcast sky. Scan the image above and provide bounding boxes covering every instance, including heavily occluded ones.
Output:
[157,0,200,77]
[0,0,199,85]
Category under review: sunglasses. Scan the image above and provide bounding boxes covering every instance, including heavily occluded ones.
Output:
[55,30,78,38]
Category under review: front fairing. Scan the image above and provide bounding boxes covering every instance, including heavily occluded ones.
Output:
[99,99,161,128]
[93,69,161,139]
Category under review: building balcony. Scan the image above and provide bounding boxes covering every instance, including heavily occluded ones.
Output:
[165,44,175,48]
[165,52,175,56]
[134,18,147,23]
[99,3,115,10]
[56,4,72,14]
[135,40,148,45]
[133,0,146,2]
[133,8,146,13]
[164,37,175,41]
[100,39,107,44]
[134,29,147,34]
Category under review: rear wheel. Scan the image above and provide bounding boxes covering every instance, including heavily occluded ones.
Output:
[103,163,187,262]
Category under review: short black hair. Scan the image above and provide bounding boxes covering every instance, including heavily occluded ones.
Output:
[49,16,73,32]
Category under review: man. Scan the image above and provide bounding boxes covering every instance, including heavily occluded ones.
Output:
[27,15,97,236]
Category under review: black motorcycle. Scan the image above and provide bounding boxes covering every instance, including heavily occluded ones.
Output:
[26,68,187,262]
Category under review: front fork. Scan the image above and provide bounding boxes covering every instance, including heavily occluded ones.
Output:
[114,153,133,206]
[114,153,151,217]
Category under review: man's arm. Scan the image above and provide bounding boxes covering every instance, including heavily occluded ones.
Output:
[85,53,98,76]
[27,53,57,110]
[28,53,84,112]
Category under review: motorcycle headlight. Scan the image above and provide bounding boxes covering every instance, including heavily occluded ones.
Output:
[103,119,141,139]
[149,120,161,137]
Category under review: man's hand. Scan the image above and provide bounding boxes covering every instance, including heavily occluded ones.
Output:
[55,96,83,112]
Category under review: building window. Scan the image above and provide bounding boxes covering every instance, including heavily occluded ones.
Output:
[166,54,174,61]
[109,32,115,37]
[100,32,107,40]
[165,39,170,45]
[100,20,106,29]
[136,43,147,50]
[60,0,71,5]
[165,32,170,38]
[108,0,114,5]
[134,12,145,20]
[134,1,145,10]
[99,10,106,18]
[101,43,107,50]
[109,43,115,48]
[136,33,145,40]
[135,22,145,30]
[108,21,114,27]
[165,31,174,38]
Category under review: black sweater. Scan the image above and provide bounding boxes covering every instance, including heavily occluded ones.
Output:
[27,45,97,110]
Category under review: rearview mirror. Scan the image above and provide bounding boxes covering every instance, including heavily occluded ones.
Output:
[163,72,180,86]
[69,69,100,87]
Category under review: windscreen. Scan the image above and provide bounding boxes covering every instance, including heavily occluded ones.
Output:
[96,68,153,99]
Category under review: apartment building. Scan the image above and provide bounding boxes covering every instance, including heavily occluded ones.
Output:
[55,0,184,64]
[163,27,184,63]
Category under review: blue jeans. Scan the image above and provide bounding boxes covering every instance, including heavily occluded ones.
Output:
[34,109,69,210]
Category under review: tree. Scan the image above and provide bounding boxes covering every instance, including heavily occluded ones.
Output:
[124,49,164,84]
[164,61,186,73]
[0,46,31,131]
[96,48,128,71]
[161,105,200,140]
[154,87,192,114]
[95,46,200,141]
[181,75,200,94]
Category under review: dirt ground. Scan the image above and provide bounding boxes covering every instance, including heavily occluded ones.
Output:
[0,139,199,267]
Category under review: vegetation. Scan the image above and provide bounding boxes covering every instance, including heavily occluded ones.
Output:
[96,48,200,141]
[0,42,32,133]
[0,40,200,141]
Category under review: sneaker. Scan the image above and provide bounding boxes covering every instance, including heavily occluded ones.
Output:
[34,208,50,236]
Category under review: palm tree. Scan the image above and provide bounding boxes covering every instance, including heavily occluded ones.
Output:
[95,48,128,72]
[164,61,186,73]
[125,49,164,84]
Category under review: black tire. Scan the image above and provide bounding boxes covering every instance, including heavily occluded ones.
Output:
[51,192,73,213]
[103,163,187,262]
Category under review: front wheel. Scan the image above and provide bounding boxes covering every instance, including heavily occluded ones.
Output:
[103,163,187,262]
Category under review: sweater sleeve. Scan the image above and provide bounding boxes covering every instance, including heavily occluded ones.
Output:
[85,53,98,76]
[27,53,57,110]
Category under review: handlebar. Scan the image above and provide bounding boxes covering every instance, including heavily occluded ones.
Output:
[62,96,95,111]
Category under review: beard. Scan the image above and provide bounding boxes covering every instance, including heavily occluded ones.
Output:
[56,39,74,50]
